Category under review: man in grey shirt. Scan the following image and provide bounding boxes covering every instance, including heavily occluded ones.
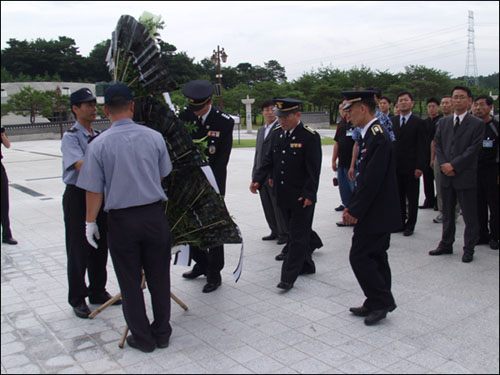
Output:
[77,83,173,353]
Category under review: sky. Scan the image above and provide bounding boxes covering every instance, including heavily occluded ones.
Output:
[1,1,499,81]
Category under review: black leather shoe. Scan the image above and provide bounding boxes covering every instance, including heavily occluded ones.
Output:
[300,265,316,275]
[462,252,474,263]
[490,240,499,250]
[89,291,122,305]
[156,338,170,349]
[202,281,221,293]
[335,205,345,212]
[275,252,286,261]
[429,248,453,256]
[73,301,91,319]
[262,234,277,241]
[277,237,288,245]
[2,237,18,245]
[126,335,155,353]
[364,305,396,326]
[277,281,293,290]
[349,305,371,317]
[403,228,414,237]
[182,268,205,279]
[336,221,354,227]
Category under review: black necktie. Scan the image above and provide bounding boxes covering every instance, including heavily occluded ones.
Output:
[454,116,460,133]
[401,117,406,127]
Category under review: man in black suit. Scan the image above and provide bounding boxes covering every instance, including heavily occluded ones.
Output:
[251,98,322,291]
[252,99,288,245]
[391,91,426,236]
[341,90,401,326]
[472,95,499,250]
[179,80,235,292]
[420,98,441,210]
[430,86,484,263]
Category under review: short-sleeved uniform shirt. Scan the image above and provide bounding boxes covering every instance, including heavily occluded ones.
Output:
[76,118,172,211]
[61,122,95,185]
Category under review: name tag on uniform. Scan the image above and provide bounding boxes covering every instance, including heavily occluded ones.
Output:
[483,139,494,148]
[346,130,353,137]
[290,143,303,148]
[208,131,221,137]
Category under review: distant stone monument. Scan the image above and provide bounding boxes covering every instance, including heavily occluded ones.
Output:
[241,95,255,134]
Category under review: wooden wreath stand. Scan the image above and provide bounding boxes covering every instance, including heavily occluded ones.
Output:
[88,271,188,348]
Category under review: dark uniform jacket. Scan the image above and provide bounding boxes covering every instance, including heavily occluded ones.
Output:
[434,114,484,190]
[348,121,402,234]
[391,114,427,174]
[181,106,235,196]
[478,118,499,169]
[253,122,322,209]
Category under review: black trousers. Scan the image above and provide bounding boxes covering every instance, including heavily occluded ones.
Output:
[108,201,172,350]
[280,202,317,284]
[190,245,224,284]
[349,230,395,310]
[1,162,13,240]
[439,185,479,252]
[422,165,435,207]
[259,182,288,240]
[397,172,420,230]
[477,166,499,242]
[62,184,108,307]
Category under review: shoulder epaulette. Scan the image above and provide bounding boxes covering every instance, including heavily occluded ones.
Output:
[371,124,383,135]
[304,125,317,134]
[67,127,77,133]
[273,125,282,131]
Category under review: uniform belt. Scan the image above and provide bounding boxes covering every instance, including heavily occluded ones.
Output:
[108,200,163,213]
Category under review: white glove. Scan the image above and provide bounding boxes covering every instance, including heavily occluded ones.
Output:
[85,221,100,249]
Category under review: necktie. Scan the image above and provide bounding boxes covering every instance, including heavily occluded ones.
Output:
[454,116,460,133]
[401,117,406,127]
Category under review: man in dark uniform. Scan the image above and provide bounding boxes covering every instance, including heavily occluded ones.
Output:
[1,126,17,245]
[472,95,499,250]
[61,88,120,319]
[77,83,173,353]
[251,98,322,291]
[341,90,401,326]
[179,80,235,293]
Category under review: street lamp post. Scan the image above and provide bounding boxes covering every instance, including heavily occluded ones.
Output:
[211,45,228,110]
[55,86,63,139]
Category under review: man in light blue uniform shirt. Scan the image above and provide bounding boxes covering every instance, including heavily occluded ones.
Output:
[77,83,173,353]
[61,88,120,319]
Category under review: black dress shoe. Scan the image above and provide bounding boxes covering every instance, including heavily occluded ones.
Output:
[403,228,414,237]
[336,221,354,227]
[429,248,453,256]
[2,237,18,245]
[262,234,277,241]
[277,281,293,290]
[349,305,371,317]
[202,281,221,293]
[182,268,205,279]
[277,237,288,245]
[335,205,345,212]
[462,252,474,263]
[156,338,170,349]
[364,309,388,326]
[89,291,122,305]
[300,265,316,275]
[126,335,155,353]
[490,240,499,250]
[275,252,286,261]
[73,301,91,319]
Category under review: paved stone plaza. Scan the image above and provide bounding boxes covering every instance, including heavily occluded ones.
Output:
[1,132,498,374]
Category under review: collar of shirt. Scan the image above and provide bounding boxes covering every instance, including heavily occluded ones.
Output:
[453,112,467,124]
[111,118,135,127]
[200,105,212,125]
[74,121,93,138]
[360,118,379,139]
[287,121,301,136]
[400,112,412,125]
[265,119,277,129]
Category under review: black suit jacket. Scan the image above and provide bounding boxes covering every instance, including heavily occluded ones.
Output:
[348,121,402,234]
[252,120,279,180]
[253,122,322,208]
[391,114,427,174]
[180,106,234,196]
[434,114,484,190]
